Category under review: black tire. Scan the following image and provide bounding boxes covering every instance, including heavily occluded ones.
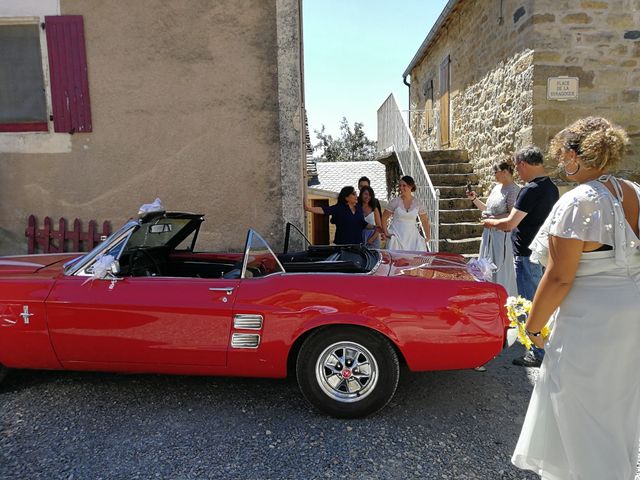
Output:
[0,364,7,384]
[296,326,399,418]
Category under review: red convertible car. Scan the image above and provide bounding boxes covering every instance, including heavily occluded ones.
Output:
[0,210,509,418]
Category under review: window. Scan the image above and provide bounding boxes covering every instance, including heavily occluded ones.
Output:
[0,15,92,134]
[439,55,450,147]
[423,79,434,134]
[0,24,48,132]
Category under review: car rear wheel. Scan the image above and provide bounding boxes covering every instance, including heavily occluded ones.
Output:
[296,327,399,418]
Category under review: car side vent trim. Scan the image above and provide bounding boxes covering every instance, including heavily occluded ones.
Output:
[233,314,263,330]
[231,333,261,349]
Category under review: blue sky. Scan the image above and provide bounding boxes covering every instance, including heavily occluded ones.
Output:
[303,0,449,144]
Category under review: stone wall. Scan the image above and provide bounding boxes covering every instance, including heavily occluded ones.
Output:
[409,0,536,192]
[408,0,640,190]
[531,0,640,181]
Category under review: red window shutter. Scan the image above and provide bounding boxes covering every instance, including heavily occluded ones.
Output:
[45,15,92,133]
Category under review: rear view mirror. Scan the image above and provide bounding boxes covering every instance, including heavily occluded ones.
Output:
[149,224,172,234]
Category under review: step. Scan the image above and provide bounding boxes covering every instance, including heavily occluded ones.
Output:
[420,149,469,164]
[430,173,479,186]
[439,209,481,223]
[435,185,470,198]
[439,222,484,240]
[439,197,479,210]
[427,162,474,175]
[438,237,482,255]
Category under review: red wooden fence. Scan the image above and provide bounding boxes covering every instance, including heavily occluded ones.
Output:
[25,215,111,254]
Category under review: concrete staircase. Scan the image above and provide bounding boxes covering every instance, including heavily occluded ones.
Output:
[421,150,483,255]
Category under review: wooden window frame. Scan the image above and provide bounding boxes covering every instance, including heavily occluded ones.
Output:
[439,55,451,148]
[0,20,49,132]
[424,79,434,134]
[0,15,92,134]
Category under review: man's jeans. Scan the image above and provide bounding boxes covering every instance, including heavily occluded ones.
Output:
[514,255,545,360]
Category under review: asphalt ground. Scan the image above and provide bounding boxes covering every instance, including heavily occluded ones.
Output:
[1,346,638,480]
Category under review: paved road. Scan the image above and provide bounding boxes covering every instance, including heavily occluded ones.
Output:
[1,347,638,479]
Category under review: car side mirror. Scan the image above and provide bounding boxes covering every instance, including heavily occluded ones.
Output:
[108,260,120,276]
[87,255,120,281]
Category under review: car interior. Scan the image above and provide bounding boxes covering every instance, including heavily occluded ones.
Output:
[93,217,378,279]
[115,244,377,279]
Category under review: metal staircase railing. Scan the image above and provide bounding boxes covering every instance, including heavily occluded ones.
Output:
[377,93,439,252]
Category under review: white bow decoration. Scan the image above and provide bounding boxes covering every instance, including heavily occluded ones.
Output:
[82,254,116,285]
[92,254,115,279]
[466,257,496,281]
[138,198,164,215]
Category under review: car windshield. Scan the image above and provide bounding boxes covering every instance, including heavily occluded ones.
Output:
[123,217,193,252]
[63,220,137,274]
[242,230,285,278]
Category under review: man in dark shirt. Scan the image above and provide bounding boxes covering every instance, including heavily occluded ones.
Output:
[484,145,559,367]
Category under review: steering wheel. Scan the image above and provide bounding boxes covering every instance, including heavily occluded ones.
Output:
[131,248,161,276]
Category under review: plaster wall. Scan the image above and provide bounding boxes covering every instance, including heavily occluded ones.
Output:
[0,0,304,254]
[1,0,59,16]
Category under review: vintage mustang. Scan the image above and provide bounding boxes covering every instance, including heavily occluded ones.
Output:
[0,209,509,418]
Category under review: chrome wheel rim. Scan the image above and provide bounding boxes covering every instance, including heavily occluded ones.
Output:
[315,341,379,403]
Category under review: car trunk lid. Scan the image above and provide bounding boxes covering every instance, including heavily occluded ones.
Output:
[378,251,477,281]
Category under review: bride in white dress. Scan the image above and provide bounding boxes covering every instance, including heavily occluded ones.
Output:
[511,117,640,480]
[382,175,430,251]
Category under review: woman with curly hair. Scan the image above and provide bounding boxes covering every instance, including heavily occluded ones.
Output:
[512,117,640,479]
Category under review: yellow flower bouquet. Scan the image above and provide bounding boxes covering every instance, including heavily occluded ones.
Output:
[505,296,551,350]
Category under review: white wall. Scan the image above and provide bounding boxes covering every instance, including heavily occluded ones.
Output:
[0,0,59,17]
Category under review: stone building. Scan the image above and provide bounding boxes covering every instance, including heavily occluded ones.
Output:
[0,0,305,255]
[404,0,640,191]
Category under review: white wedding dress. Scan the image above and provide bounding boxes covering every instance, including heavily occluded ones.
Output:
[512,177,640,480]
[385,196,427,251]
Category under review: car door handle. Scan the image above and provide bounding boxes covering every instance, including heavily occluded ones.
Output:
[209,287,235,295]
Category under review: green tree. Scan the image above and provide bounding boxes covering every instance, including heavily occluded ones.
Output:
[314,117,377,162]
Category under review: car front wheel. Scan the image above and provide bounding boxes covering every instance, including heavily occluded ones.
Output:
[296,327,399,418]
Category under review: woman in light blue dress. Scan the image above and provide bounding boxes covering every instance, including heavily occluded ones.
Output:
[467,160,520,296]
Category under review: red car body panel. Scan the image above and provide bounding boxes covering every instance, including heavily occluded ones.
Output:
[0,249,510,379]
[0,256,63,369]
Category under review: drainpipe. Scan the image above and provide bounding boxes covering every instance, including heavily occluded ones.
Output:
[403,74,411,130]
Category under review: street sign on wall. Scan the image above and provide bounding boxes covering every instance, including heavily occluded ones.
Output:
[547,76,579,101]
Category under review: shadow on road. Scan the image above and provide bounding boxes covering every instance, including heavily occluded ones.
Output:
[0,346,541,479]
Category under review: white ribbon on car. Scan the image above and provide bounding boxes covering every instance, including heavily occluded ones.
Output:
[466,257,496,281]
[82,254,116,285]
[138,198,164,215]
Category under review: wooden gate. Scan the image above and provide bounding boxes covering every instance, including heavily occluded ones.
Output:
[25,215,111,254]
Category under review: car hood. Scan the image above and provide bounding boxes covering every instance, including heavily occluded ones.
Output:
[378,250,477,281]
[0,253,80,275]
